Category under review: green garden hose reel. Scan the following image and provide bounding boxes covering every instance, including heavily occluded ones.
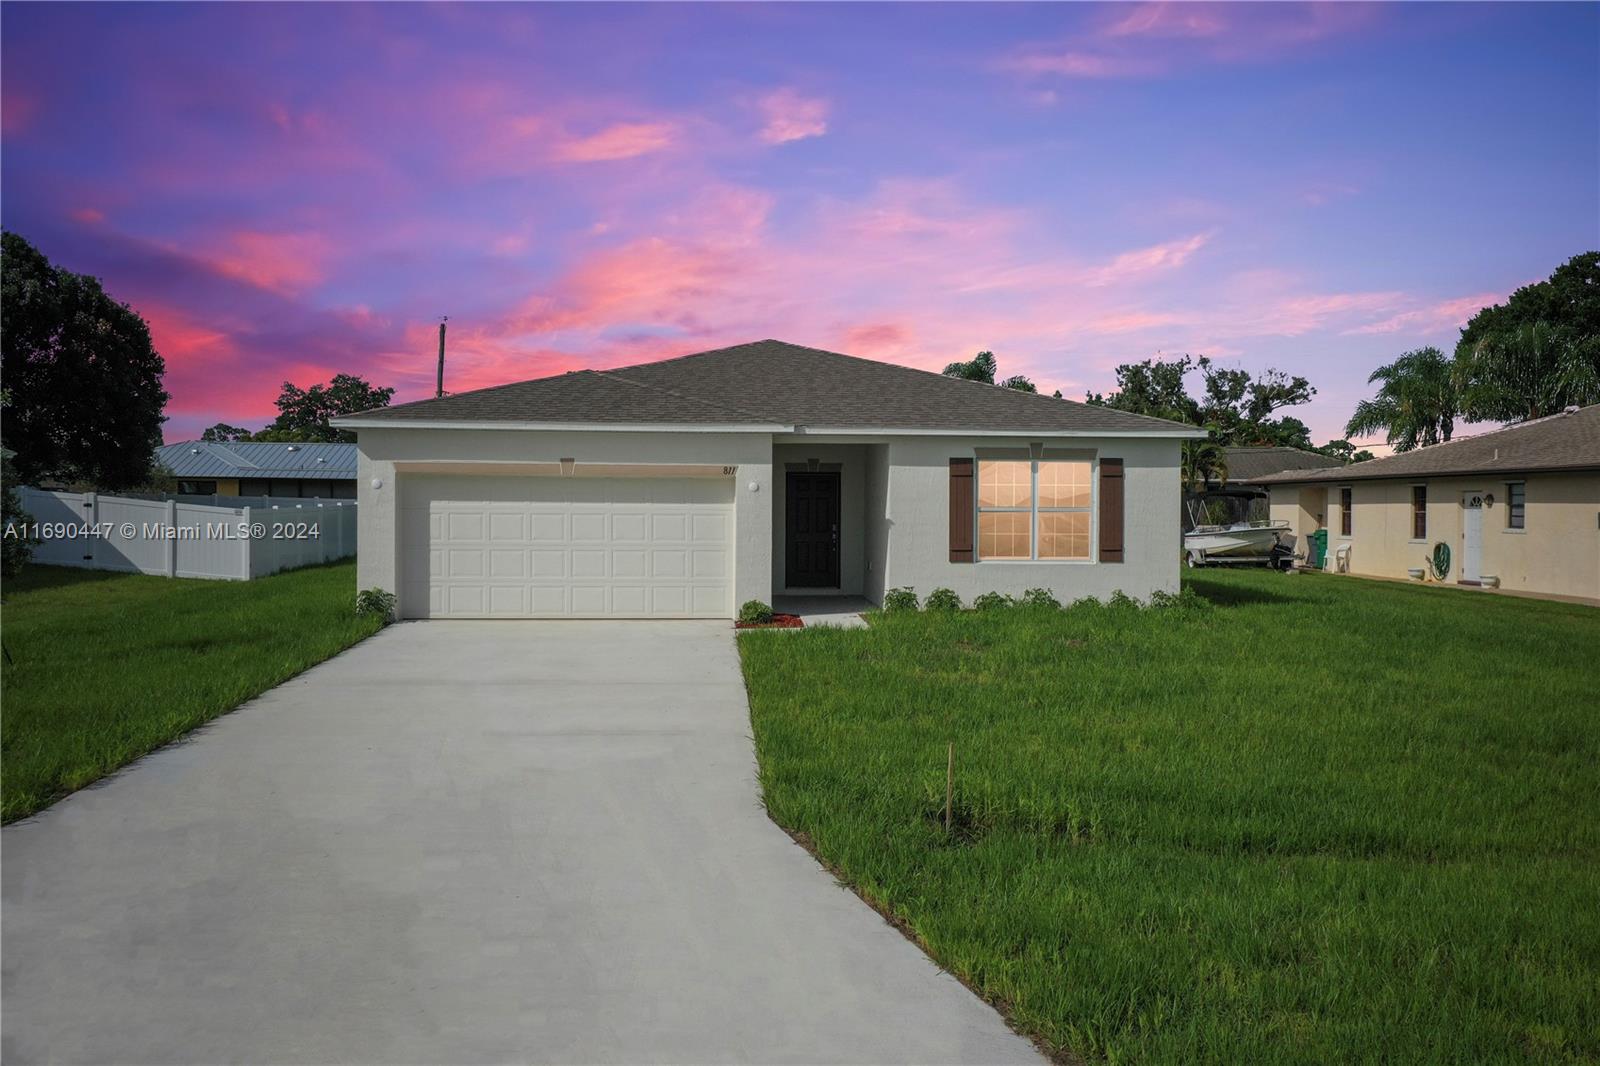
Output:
[1428,542,1451,581]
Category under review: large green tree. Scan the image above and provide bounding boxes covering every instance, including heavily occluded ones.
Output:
[254,374,395,443]
[1086,354,1316,446]
[1344,346,1458,452]
[1454,252,1600,422]
[1,232,168,488]
[200,423,254,443]
[1088,353,1326,484]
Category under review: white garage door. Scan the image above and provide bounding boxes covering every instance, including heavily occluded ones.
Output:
[401,474,734,619]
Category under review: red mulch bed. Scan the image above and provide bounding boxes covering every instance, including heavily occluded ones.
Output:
[734,613,804,629]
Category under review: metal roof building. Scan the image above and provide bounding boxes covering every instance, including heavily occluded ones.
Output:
[156,441,358,498]
[157,441,357,479]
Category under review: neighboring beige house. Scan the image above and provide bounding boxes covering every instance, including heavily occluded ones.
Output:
[333,340,1203,619]
[1251,404,1600,603]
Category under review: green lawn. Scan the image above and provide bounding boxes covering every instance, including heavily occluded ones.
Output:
[739,572,1600,1064]
[1,562,382,823]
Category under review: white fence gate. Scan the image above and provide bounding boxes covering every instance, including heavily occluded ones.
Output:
[13,488,357,581]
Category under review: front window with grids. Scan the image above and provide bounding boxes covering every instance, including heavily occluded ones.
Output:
[976,460,1092,560]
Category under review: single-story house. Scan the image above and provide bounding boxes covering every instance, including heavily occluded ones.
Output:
[156,441,358,498]
[333,340,1202,619]
[1251,403,1600,602]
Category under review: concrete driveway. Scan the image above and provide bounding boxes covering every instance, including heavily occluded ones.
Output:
[2,621,1041,1065]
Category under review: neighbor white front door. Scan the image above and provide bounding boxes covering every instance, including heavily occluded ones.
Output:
[400,474,734,618]
[1460,491,1484,583]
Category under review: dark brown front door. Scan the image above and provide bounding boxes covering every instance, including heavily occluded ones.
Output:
[786,472,841,588]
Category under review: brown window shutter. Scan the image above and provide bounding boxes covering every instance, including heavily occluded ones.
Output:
[949,458,974,562]
[1099,458,1124,563]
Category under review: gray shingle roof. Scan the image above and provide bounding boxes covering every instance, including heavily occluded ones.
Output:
[1221,446,1343,482]
[340,339,1200,435]
[156,441,357,479]
[1249,404,1600,484]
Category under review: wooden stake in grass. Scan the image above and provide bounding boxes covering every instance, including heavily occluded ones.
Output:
[945,741,954,834]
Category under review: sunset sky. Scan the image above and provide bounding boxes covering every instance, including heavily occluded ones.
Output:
[3,2,1595,444]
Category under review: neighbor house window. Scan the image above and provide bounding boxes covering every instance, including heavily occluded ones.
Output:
[1411,485,1427,540]
[1339,487,1353,536]
[1507,482,1525,529]
[977,459,1092,561]
[178,480,217,495]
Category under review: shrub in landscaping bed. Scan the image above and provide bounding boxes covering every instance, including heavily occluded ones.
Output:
[1019,587,1061,609]
[971,591,1013,611]
[738,599,775,625]
[882,587,919,612]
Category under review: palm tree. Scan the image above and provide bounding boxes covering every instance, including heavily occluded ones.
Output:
[1181,438,1228,491]
[1344,347,1457,452]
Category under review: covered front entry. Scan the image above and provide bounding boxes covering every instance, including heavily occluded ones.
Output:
[400,473,733,618]
[785,471,841,587]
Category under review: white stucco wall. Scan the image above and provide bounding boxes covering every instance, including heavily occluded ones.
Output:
[862,444,890,604]
[354,427,1186,615]
[880,435,1183,603]
[353,428,772,617]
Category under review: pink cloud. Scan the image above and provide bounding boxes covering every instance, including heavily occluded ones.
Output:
[1003,2,1379,81]
[1086,231,1213,286]
[70,206,106,224]
[841,322,914,356]
[1342,292,1502,336]
[757,88,829,144]
[1003,50,1161,80]
[1,90,38,135]
[1302,181,1361,207]
[1103,3,1228,39]
[203,231,335,295]
[552,121,678,163]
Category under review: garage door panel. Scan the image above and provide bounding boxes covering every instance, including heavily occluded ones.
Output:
[530,513,566,542]
[489,550,525,578]
[651,513,687,541]
[571,586,607,615]
[531,550,566,577]
[571,549,607,578]
[692,513,728,542]
[692,550,726,578]
[652,587,688,614]
[651,550,687,578]
[401,475,732,619]
[612,550,646,577]
[488,586,526,615]
[571,512,608,541]
[611,512,648,541]
[488,513,525,541]
[691,586,727,615]
[447,513,484,540]
[531,586,567,614]
[447,549,485,578]
[447,585,485,615]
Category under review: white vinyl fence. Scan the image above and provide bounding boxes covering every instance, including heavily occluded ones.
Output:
[14,488,356,581]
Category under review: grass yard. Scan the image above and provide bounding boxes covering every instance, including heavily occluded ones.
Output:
[2,562,382,822]
[739,572,1600,1064]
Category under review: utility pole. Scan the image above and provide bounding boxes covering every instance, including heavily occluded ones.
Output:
[436,316,448,398]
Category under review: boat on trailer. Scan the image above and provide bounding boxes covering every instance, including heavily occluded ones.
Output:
[1182,488,1298,569]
